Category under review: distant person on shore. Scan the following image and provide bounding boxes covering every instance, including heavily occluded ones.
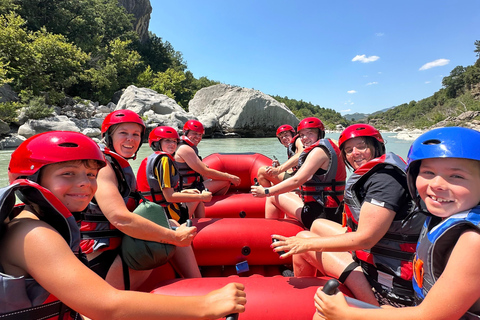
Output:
[137,126,212,220]
[256,124,305,187]
[175,120,241,196]
[92,110,200,290]
[273,124,424,307]
[314,126,480,320]
[251,117,346,228]
[1,131,246,320]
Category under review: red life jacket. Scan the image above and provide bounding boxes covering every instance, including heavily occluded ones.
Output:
[176,136,203,188]
[78,147,136,254]
[0,180,83,319]
[297,139,346,208]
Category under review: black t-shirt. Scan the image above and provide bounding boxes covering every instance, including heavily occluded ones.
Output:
[357,168,413,220]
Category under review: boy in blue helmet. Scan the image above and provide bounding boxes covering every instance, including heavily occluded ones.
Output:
[314,127,480,320]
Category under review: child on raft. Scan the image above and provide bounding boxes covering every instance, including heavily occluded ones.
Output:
[136,126,212,221]
[272,124,424,307]
[256,124,304,187]
[251,117,346,228]
[314,126,480,320]
[175,120,241,196]
[91,110,200,290]
[0,131,246,320]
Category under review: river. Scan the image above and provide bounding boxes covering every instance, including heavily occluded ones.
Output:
[0,132,413,188]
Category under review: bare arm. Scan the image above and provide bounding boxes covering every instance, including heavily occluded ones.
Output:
[95,163,195,246]
[272,202,395,257]
[252,147,329,197]
[3,217,246,320]
[163,187,212,203]
[314,229,480,320]
[175,145,240,185]
[276,137,305,174]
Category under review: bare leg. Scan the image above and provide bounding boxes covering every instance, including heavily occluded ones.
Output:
[257,166,283,187]
[170,245,202,278]
[266,193,304,224]
[310,218,346,237]
[105,255,153,290]
[293,231,378,305]
[203,179,230,196]
[185,201,204,218]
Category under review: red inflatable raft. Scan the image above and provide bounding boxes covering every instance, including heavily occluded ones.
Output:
[203,153,271,218]
[139,153,357,319]
[152,275,352,320]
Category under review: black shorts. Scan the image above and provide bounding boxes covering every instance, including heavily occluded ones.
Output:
[301,201,343,229]
[88,249,119,279]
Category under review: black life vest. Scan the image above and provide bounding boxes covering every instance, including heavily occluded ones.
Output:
[0,179,83,319]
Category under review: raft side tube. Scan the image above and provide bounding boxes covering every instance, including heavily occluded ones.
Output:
[192,218,305,266]
[151,276,353,320]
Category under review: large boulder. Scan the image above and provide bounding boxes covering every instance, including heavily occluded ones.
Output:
[118,0,152,43]
[116,85,195,131]
[18,115,80,138]
[188,84,299,137]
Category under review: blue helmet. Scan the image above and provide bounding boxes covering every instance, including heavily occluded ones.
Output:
[406,127,480,205]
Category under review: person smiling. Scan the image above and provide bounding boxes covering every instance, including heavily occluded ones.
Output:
[174,120,241,196]
[90,110,200,291]
[314,127,480,320]
[256,124,305,188]
[273,124,425,307]
[137,126,212,222]
[251,117,346,229]
[0,131,246,320]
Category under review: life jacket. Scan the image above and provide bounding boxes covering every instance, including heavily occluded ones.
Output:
[137,152,187,223]
[413,208,480,319]
[297,139,346,208]
[137,152,181,205]
[176,136,203,189]
[102,146,138,211]
[344,152,424,299]
[0,180,82,319]
[78,146,135,255]
[287,135,300,172]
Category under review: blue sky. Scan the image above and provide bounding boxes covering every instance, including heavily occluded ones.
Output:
[149,1,480,115]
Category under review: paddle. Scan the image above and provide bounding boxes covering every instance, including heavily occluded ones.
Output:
[322,279,380,309]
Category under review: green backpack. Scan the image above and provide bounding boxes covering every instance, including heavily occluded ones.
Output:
[121,197,176,270]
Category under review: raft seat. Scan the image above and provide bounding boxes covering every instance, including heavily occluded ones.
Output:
[203,153,272,218]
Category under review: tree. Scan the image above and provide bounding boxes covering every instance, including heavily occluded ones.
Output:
[442,65,466,98]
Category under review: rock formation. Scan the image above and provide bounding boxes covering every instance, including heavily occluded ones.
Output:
[118,0,152,43]
[189,84,299,137]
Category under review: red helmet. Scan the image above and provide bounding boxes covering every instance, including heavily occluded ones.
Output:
[276,124,295,137]
[8,131,106,182]
[297,117,325,136]
[101,109,146,157]
[183,120,204,134]
[149,126,180,148]
[338,124,384,149]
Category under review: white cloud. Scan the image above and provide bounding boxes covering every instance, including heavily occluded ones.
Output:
[376,33,384,37]
[347,90,357,94]
[366,82,378,86]
[341,109,352,113]
[352,55,380,63]
[419,59,450,71]
[425,81,431,84]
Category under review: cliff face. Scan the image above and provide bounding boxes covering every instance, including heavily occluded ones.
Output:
[118,0,152,43]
